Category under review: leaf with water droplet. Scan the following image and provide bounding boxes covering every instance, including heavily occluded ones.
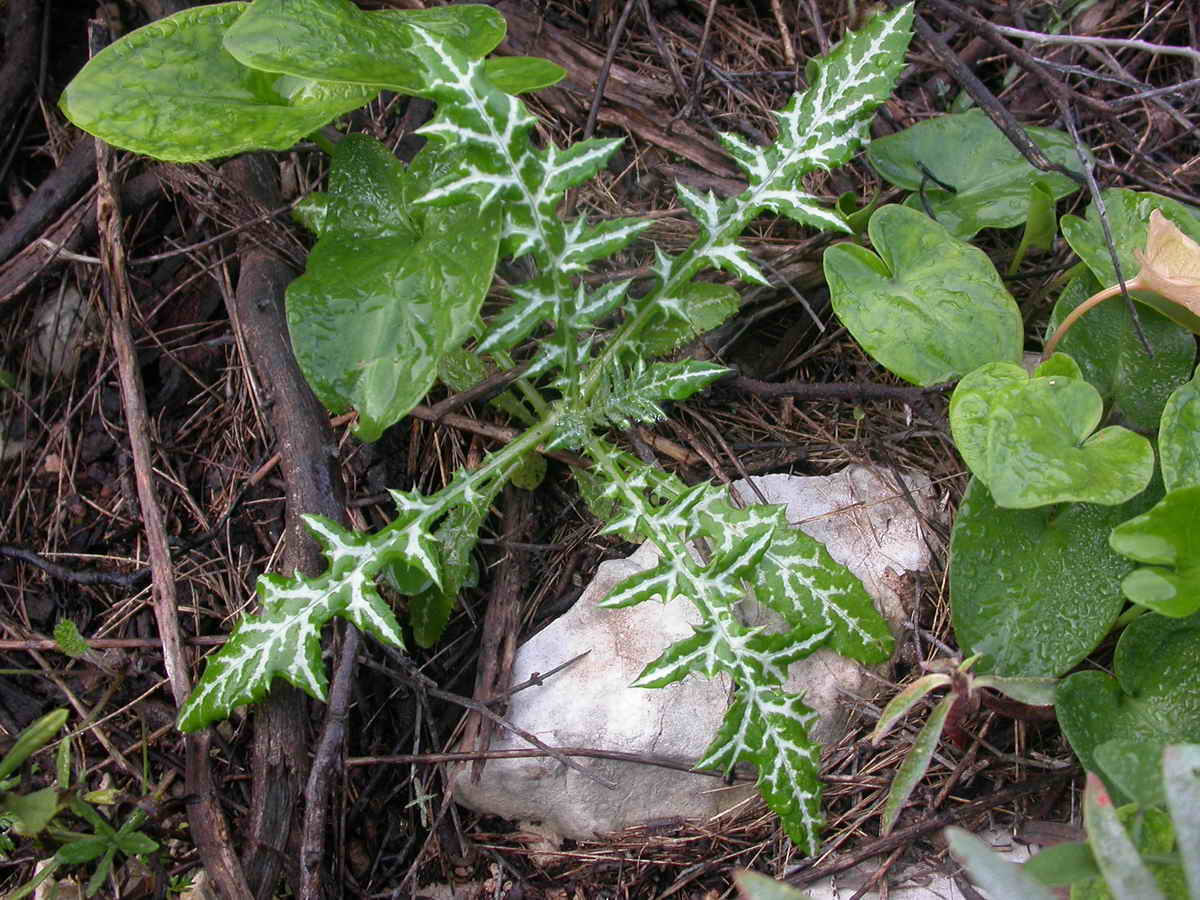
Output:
[1110,486,1200,618]
[287,135,500,441]
[59,3,377,162]
[950,359,1154,508]
[950,476,1159,677]
[824,204,1022,385]
[1159,366,1200,494]
[1057,610,1200,807]
[866,109,1082,239]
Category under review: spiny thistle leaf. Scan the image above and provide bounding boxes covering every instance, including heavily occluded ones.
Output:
[178,514,426,731]
[582,441,892,851]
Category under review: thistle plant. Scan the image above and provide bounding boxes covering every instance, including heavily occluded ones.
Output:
[61,0,914,852]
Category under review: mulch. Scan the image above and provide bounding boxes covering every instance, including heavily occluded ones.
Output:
[0,0,1196,897]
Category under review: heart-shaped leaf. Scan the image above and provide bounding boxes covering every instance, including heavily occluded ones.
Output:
[59,4,377,162]
[951,477,1159,677]
[824,204,1022,385]
[1046,267,1195,432]
[1110,486,1200,618]
[1056,610,1200,805]
[1159,366,1200,493]
[950,359,1154,508]
[866,109,1082,238]
[1061,189,1200,334]
[287,135,500,441]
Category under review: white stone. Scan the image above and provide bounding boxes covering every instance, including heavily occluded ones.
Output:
[31,285,95,379]
[453,466,940,840]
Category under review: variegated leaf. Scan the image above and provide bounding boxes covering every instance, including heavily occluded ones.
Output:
[178,514,418,732]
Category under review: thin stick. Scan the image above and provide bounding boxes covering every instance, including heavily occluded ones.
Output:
[91,21,251,898]
[989,24,1200,66]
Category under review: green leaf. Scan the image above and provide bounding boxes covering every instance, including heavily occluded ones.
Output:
[114,829,159,856]
[1,787,60,837]
[483,57,566,94]
[1008,181,1057,274]
[1056,611,1200,805]
[56,836,110,865]
[734,870,815,900]
[53,620,88,659]
[951,477,1159,676]
[286,135,501,442]
[869,673,951,743]
[1110,486,1200,617]
[1023,842,1101,887]
[1061,189,1200,333]
[1083,775,1166,900]
[1095,739,1167,809]
[224,0,505,91]
[633,281,740,356]
[1159,366,1200,493]
[866,108,1082,239]
[59,4,376,162]
[825,204,1023,385]
[945,826,1057,900]
[949,361,1155,508]
[0,709,68,782]
[407,479,502,647]
[881,693,953,835]
[972,674,1058,707]
[1163,744,1200,899]
[178,512,421,731]
[1046,267,1195,432]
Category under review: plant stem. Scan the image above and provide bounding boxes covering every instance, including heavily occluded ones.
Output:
[1041,281,1131,358]
[1112,604,1146,632]
[307,130,337,156]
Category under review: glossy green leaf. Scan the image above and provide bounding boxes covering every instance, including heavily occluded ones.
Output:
[1008,181,1057,274]
[946,827,1056,900]
[951,477,1158,676]
[287,135,500,442]
[881,693,953,835]
[483,57,566,94]
[1023,842,1101,887]
[1056,611,1200,805]
[1046,267,1194,432]
[1083,775,1166,900]
[1061,189,1200,333]
[0,709,68,782]
[950,361,1154,508]
[866,108,1082,238]
[1159,367,1200,493]
[825,204,1022,385]
[59,4,376,162]
[1163,744,1200,899]
[224,0,504,92]
[1110,486,1200,618]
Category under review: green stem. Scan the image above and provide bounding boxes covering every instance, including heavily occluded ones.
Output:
[307,129,338,156]
[1112,603,1147,632]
